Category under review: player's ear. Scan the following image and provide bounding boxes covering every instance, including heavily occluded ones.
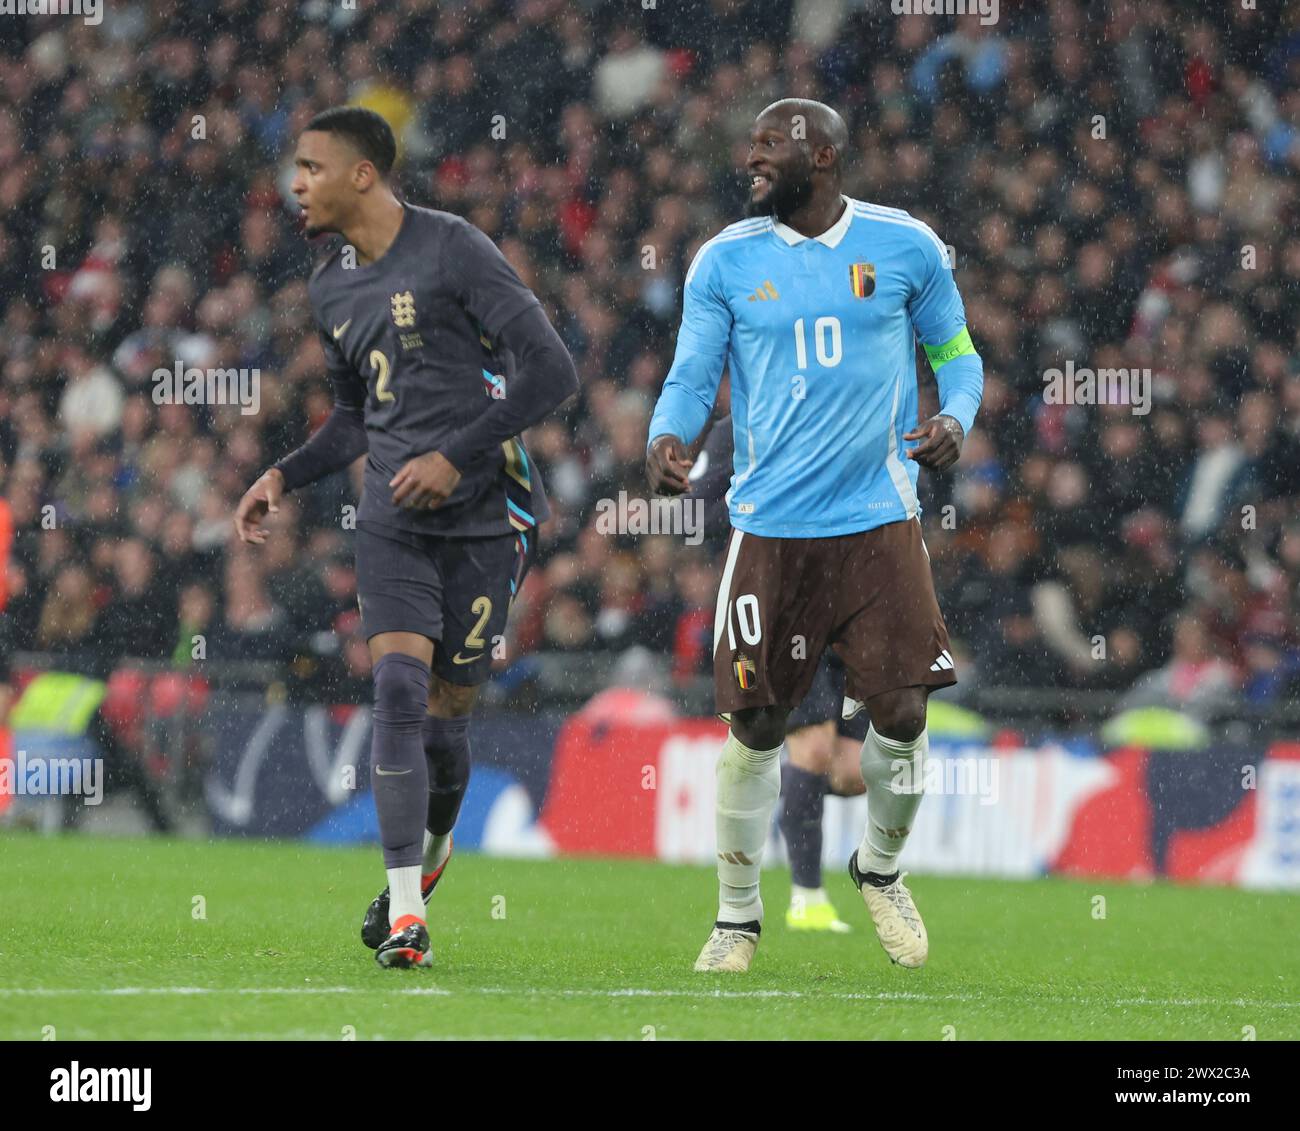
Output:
[352,160,377,192]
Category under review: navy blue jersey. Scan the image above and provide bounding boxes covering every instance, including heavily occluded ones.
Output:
[688,406,735,487]
[307,202,559,538]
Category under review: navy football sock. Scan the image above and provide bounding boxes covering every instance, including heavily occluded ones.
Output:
[424,714,471,837]
[370,653,431,871]
[780,764,828,890]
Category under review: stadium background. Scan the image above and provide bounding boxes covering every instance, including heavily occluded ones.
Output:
[1,0,1299,890]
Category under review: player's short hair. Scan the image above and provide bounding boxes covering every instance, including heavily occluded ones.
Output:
[303,106,397,176]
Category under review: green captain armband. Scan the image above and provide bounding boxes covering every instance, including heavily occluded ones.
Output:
[923,327,977,371]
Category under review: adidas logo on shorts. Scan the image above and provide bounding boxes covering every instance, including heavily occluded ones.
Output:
[929,650,954,672]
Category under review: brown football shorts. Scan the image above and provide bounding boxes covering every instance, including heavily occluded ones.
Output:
[712,517,956,716]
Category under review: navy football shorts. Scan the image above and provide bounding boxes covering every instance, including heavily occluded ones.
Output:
[355,521,536,686]
[786,652,871,741]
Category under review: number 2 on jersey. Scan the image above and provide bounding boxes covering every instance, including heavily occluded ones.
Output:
[369,349,394,403]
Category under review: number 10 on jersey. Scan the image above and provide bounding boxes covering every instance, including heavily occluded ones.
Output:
[793,317,842,368]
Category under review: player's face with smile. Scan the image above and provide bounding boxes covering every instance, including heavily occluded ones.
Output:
[745,119,814,219]
[290,131,355,237]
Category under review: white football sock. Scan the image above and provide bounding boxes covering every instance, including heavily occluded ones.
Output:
[856,724,927,876]
[388,865,425,928]
[715,732,782,925]
[422,829,451,876]
[791,883,829,911]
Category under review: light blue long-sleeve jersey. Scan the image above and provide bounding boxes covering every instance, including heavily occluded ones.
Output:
[648,196,983,538]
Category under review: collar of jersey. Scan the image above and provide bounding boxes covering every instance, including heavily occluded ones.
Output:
[347,201,412,274]
[772,195,853,249]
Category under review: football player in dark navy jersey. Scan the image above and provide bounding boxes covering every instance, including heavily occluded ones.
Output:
[234,107,577,969]
[689,412,867,935]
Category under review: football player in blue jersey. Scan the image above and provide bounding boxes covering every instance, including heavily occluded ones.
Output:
[648,99,982,972]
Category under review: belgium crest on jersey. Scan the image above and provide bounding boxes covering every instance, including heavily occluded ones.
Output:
[850,262,875,298]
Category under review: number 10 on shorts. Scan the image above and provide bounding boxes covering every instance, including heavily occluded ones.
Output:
[725,593,763,650]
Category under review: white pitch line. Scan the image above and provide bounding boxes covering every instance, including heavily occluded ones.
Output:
[0,987,1296,1008]
[0,987,448,997]
[0,1030,618,1042]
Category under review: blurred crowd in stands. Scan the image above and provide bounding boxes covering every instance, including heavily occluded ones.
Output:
[2,0,1300,712]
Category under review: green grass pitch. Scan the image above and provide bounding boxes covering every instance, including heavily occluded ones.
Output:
[1,832,1297,1040]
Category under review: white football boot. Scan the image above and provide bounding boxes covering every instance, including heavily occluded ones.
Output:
[849,851,928,968]
[693,922,760,973]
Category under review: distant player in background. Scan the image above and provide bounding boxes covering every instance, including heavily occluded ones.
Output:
[235,108,577,969]
[648,99,982,972]
[690,412,865,934]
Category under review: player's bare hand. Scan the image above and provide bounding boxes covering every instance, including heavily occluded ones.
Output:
[391,451,461,509]
[646,434,693,495]
[904,415,964,471]
[234,468,284,544]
